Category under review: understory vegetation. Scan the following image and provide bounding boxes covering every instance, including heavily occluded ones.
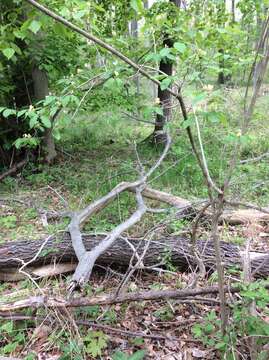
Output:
[1,0,269,359]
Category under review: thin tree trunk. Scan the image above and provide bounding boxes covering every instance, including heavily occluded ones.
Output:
[152,0,181,144]
[32,67,57,163]
[231,0,235,23]
[218,48,225,85]
[154,59,173,141]
[217,1,227,85]
[130,19,140,95]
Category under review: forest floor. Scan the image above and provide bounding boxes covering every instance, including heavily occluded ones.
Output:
[1,86,269,359]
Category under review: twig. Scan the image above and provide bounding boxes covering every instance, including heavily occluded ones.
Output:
[10,235,54,292]
[211,196,228,334]
[121,111,156,125]
[193,109,222,195]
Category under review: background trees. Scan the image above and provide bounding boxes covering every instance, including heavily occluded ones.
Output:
[1,0,265,171]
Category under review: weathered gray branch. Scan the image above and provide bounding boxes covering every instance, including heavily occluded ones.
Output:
[66,133,171,289]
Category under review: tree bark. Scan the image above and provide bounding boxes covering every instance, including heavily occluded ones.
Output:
[154,59,173,141]
[0,234,268,279]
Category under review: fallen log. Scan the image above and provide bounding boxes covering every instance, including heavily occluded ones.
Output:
[133,185,269,225]
[0,233,268,281]
[220,208,269,225]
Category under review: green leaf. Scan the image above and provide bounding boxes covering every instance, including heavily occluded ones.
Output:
[112,351,127,360]
[204,323,214,334]
[13,29,26,39]
[129,350,146,360]
[44,95,56,106]
[2,48,15,60]
[24,353,36,360]
[192,324,203,338]
[112,350,146,360]
[3,341,19,354]
[50,106,59,117]
[40,116,51,128]
[182,115,195,129]
[174,42,186,53]
[53,128,61,141]
[215,341,227,350]
[54,22,68,37]
[0,321,13,334]
[29,114,39,128]
[73,10,87,20]
[28,20,41,34]
[160,77,173,91]
[191,92,207,106]
[152,106,163,116]
[144,53,161,62]
[84,331,108,358]
[205,111,228,126]
[166,53,176,61]
[130,0,144,13]
[14,138,24,149]
[11,43,22,55]
[17,109,28,117]
[131,338,144,346]
[2,108,16,117]
[159,47,171,58]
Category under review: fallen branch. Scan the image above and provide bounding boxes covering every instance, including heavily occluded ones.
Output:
[240,151,269,164]
[0,283,248,312]
[66,133,171,289]
[0,158,28,182]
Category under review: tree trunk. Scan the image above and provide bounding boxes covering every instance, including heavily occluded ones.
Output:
[231,0,235,23]
[218,49,225,85]
[152,0,181,144]
[217,1,227,85]
[130,19,140,95]
[154,59,173,142]
[0,234,268,279]
[143,0,149,10]
[32,67,57,163]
